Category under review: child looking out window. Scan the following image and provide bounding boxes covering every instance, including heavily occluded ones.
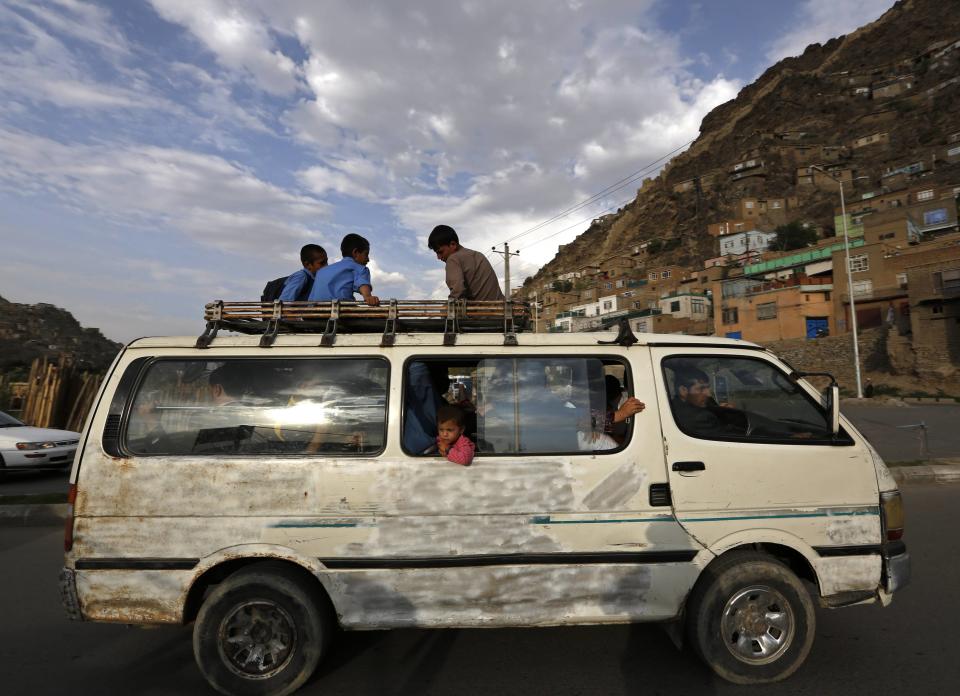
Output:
[436,403,474,466]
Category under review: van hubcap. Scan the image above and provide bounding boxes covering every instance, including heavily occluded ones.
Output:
[721,585,794,664]
[219,601,297,678]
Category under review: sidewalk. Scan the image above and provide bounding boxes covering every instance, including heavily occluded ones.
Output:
[3,460,958,527]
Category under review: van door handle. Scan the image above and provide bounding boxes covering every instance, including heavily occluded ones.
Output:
[672,461,706,472]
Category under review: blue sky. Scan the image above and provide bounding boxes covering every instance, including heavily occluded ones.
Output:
[0,0,896,341]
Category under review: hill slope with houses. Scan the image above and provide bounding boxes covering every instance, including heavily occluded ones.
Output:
[522,0,960,381]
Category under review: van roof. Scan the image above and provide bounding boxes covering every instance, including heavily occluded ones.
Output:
[127,332,761,350]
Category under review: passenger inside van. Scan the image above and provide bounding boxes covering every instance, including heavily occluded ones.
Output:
[670,365,742,438]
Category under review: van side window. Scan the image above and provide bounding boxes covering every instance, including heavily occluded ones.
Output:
[124,359,388,456]
[662,356,850,445]
[402,357,630,455]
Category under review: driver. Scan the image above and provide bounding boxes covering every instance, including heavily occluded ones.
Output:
[671,366,741,437]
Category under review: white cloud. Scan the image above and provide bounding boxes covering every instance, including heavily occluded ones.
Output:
[0,128,332,256]
[149,0,301,96]
[766,0,896,63]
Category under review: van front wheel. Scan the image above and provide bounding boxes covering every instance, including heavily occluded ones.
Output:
[687,551,815,684]
[193,564,329,696]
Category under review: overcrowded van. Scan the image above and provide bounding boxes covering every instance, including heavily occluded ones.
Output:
[60,300,910,696]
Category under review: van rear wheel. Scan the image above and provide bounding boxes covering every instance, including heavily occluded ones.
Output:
[193,563,330,696]
[687,551,815,684]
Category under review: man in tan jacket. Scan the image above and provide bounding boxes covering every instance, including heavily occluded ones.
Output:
[428,225,505,301]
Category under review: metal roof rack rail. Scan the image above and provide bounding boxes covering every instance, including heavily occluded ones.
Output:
[196,299,532,346]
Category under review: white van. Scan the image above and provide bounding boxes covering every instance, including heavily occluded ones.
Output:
[60,301,909,696]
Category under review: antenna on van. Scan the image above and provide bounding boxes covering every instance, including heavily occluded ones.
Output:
[597,318,638,348]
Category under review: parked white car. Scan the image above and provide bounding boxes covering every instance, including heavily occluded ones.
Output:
[0,411,79,474]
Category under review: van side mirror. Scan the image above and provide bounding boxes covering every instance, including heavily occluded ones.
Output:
[827,384,840,436]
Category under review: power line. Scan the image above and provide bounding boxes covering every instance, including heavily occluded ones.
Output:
[505,138,694,246]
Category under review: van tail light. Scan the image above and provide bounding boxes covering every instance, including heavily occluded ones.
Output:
[880,490,904,542]
[64,484,77,552]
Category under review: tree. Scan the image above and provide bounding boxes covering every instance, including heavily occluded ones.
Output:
[772,221,817,251]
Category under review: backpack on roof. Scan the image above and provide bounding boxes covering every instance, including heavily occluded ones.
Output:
[261,274,314,302]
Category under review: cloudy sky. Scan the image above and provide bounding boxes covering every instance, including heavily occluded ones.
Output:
[0,0,895,341]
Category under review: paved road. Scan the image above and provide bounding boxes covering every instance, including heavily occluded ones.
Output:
[842,402,960,462]
[1,485,957,695]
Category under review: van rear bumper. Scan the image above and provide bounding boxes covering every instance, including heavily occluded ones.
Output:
[882,541,910,594]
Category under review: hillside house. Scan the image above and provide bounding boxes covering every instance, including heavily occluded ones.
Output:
[852,132,890,149]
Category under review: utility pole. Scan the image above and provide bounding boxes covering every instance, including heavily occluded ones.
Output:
[810,164,863,399]
[491,242,521,298]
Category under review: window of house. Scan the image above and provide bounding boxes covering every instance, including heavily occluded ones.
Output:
[916,189,934,201]
[402,357,632,455]
[771,201,782,209]
[632,301,641,309]
[661,356,847,445]
[848,254,870,272]
[934,268,960,295]
[649,272,658,281]
[670,301,681,312]
[662,270,672,279]
[897,273,908,288]
[851,279,873,298]
[745,201,754,209]
[932,302,944,314]
[757,302,778,320]
[603,301,613,311]
[924,208,948,225]
[722,308,739,324]
[124,358,390,456]
[691,299,706,313]
[947,146,960,157]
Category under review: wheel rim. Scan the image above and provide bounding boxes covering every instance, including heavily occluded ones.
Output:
[720,584,794,665]
[218,600,298,680]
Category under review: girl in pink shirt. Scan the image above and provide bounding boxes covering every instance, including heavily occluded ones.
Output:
[436,404,474,466]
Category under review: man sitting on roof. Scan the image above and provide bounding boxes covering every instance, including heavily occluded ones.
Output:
[428,225,504,302]
[308,233,380,306]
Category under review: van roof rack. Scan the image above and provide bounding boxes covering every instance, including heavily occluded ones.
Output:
[196,299,531,349]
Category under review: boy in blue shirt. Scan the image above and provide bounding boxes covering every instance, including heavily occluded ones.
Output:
[308,233,380,306]
[279,244,327,301]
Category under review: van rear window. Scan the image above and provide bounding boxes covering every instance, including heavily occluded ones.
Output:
[124,358,388,456]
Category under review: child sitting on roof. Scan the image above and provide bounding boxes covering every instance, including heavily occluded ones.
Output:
[307,233,380,306]
[279,244,328,301]
[436,403,474,466]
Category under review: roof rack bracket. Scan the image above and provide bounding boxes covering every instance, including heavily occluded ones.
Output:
[381,299,398,347]
[443,299,458,345]
[597,317,638,347]
[195,301,224,348]
[503,300,518,346]
[259,300,283,347]
[321,300,340,347]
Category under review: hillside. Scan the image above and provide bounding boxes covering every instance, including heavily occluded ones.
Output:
[0,295,121,372]
[527,0,960,284]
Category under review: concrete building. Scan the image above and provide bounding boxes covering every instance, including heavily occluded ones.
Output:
[851,132,890,149]
[907,259,960,376]
[830,233,960,335]
[657,291,712,320]
[714,276,834,342]
[717,229,778,257]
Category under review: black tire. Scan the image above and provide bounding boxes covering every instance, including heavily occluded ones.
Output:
[686,551,815,684]
[193,563,331,696]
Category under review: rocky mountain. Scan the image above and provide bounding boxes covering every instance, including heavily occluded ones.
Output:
[526,0,960,285]
[0,295,121,372]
